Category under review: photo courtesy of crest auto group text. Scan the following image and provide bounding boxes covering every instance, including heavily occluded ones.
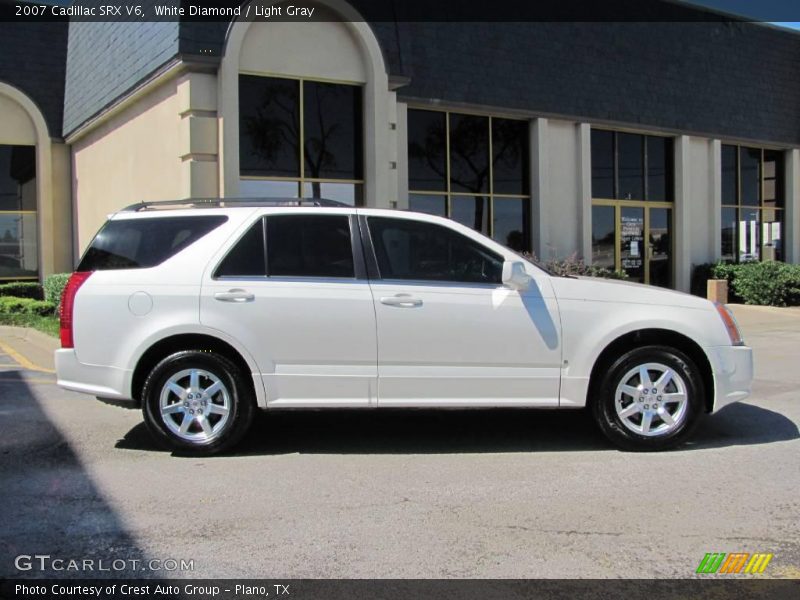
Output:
[0,0,798,598]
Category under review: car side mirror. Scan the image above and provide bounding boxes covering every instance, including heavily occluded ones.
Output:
[502,260,533,291]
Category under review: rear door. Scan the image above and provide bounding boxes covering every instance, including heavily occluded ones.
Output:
[200,212,378,407]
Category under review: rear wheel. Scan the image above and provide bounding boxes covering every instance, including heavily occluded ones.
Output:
[142,350,254,455]
[592,346,704,451]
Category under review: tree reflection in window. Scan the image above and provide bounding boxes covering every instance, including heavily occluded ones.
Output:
[407,109,530,251]
[240,75,300,178]
[303,81,362,185]
[239,75,363,203]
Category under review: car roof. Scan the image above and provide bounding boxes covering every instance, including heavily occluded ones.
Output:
[108,198,443,223]
[119,197,352,212]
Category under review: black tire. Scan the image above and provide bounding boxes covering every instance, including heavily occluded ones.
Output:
[592,345,704,451]
[142,350,254,455]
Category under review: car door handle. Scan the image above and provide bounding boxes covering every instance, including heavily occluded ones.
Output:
[214,289,255,303]
[380,294,423,308]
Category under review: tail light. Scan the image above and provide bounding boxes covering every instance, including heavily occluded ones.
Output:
[60,271,92,348]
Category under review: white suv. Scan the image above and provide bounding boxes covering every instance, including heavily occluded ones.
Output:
[55,199,753,454]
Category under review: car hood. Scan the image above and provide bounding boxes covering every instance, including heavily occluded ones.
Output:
[547,275,713,310]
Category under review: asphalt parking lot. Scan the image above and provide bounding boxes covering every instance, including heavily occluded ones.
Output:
[1,305,798,580]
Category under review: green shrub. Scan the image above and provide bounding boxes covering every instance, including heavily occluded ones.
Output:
[693,261,800,306]
[692,262,744,302]
[0,296,57,317]
[726,261,800,307]
[44,273,71,310]
[0,281,43,300]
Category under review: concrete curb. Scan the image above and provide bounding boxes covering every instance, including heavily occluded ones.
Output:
[0,325,58,372]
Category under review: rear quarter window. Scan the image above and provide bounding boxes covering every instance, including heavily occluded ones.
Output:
[78,215,228,271]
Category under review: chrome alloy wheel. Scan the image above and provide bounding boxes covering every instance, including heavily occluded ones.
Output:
[614,362,689,437]
[159,368,231,443]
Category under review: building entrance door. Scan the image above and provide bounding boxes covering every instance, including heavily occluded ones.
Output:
[592,201,673,288]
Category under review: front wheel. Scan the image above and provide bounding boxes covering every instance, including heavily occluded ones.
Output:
[592,346,704,451]
[142,350,254,455]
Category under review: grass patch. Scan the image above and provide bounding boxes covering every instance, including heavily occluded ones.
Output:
[0,313,60,337]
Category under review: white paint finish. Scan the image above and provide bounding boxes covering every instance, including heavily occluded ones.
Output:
[59,205,751,417]
[201,278,377,406]
[785,149,800,263]
[550,275,739,411]
[541,119,581,260]
[128,291,153,316]
[706,345,753,410]
[673,135,692,292]
[577,122,593,263]
[369,280,561,406]
[55,348,130,399]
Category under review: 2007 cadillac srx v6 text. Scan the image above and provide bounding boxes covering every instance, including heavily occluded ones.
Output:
[55,199,753,454]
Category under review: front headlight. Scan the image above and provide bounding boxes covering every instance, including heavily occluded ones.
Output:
[715,302,744,346]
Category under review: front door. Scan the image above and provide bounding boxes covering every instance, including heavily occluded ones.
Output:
[593,203,673,287]
[363,215,562,407]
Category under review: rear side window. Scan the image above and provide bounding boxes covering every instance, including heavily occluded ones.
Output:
[267,215,354,278]
[78,216,228,271]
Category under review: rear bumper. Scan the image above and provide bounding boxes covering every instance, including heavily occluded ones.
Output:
[55,349,133,401]
[707,345,753,412]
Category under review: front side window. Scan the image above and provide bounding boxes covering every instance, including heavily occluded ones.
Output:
[215,218,266,278]
[239,75,363,205]
[720,145,784,262]
[407,109,530,252]
[368,217,503,284]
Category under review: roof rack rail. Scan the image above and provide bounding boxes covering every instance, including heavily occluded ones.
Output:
[120,197,350,212]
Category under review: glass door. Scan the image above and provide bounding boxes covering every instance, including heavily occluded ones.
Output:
[620,207,645,283]
[648,207,672,288]
[592,202,673,287]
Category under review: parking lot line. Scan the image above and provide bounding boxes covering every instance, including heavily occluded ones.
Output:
[0,339,56,374]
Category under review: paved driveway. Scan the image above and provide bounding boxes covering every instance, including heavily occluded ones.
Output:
[0,306,798,579]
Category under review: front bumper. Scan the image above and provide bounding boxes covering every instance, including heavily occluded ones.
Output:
[706,345,754,412]
[55,348,133,401]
